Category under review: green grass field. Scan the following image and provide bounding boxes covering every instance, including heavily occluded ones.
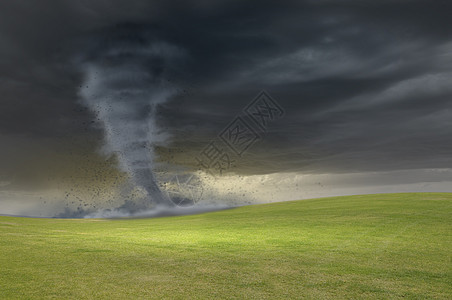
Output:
[0,193,451,299]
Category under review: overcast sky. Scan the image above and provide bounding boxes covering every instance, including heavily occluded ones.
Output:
[1,0,451,216]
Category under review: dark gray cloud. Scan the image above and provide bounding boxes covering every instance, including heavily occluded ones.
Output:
[1,0,452,181]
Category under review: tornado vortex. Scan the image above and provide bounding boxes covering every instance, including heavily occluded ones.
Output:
[79,28,186,209]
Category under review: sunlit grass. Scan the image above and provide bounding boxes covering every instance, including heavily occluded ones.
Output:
[0,193,451,299]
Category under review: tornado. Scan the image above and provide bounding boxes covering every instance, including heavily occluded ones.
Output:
[78,28,186,208]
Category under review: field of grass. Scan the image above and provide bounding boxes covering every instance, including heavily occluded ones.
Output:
[0,193,451,299]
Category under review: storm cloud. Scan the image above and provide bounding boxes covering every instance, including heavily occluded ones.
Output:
[1,0,452,216]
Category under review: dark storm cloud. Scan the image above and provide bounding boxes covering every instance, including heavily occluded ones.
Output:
[1,0,452,178]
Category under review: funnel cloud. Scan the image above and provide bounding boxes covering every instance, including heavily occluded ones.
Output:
[78,28,188,208]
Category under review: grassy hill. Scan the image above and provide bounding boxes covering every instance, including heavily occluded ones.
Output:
[0,193,451,299]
